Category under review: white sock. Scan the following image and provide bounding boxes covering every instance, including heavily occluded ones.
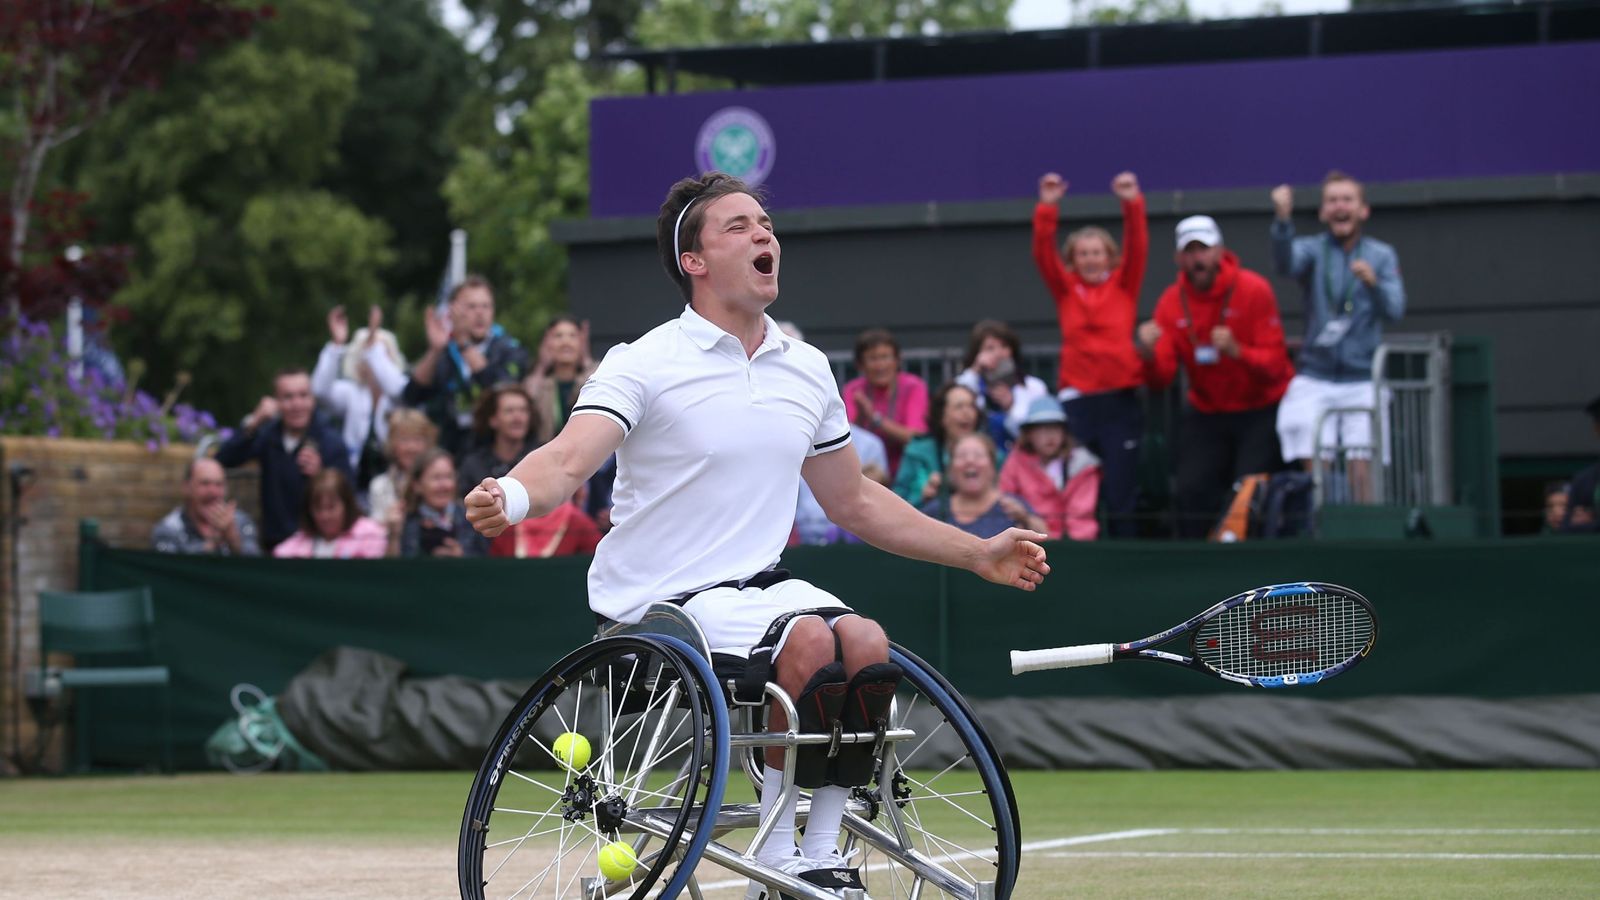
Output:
[800,785,848,861]
[756,765,798,865]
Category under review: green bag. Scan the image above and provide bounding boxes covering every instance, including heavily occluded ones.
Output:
[204,684,330,773]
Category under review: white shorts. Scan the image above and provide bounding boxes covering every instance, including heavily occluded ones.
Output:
[1275,374,1381,463]
[680,578,854,658]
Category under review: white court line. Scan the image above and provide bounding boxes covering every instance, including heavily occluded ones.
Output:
[1046,851,1600,861]
[1019,828,1179,850]
[688,827,1600,892]
[1182,827,1600,836]
[689,827,1168,892]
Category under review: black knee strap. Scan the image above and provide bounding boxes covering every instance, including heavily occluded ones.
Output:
[829,661,904,787]
[731,606,850,706]
[791,661,848,789]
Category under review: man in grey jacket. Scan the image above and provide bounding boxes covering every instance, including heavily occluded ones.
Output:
[1270,171,1406,498]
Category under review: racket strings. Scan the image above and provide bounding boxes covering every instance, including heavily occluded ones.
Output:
[1194,591,1373,678]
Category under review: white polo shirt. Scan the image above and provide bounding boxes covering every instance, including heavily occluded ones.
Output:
[573,305,852,623]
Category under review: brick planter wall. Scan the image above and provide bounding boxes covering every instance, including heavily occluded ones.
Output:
[0,436,258,774]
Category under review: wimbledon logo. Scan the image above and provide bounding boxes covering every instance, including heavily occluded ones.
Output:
[695,107,775,186]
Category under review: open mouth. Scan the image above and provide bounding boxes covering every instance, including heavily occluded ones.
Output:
[753,253,774,276]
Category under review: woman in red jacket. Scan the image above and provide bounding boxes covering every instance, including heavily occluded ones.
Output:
[1032,170,1148,537]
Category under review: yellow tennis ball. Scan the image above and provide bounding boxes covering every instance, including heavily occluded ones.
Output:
[597,841,638,882]
[552,732,590,771]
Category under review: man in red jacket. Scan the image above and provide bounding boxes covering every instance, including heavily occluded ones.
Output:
[1137,215,1294,538]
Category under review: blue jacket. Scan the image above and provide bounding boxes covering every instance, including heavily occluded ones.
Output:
[216,415,352,550]
[1271,221,1406,383]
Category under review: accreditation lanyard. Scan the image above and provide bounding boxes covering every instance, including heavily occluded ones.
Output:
[1320,237,1364,317]
[1176,281,1236,344]
[870,378,900,424]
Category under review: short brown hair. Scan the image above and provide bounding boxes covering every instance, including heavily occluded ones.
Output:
[947,431,1000,476]
[300,468,359,537]
[962,319,1023,372]
[448,274,493,304]
[472,382,537,439]
[657,173,766,303]
[1322,169,1365,203]
[1060,226,1120,272]
[853,328,900,366]
[926,382,979,448]
[384,408,438,459]
[406,447,455,515]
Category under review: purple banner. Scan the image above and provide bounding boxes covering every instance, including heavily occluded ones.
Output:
[590,43,1600,217]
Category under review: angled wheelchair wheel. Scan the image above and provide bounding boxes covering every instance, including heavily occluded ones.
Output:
[459,635,729,900]
[837,645,1020,900]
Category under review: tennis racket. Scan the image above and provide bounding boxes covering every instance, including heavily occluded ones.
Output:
[1010,582,1376,687]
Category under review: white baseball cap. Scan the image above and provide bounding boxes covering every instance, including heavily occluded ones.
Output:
[1175,215,1223,249]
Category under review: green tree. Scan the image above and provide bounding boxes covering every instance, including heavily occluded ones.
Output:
[69,0,394,418]
[1070,0,1192,25]
[321,0,472,308]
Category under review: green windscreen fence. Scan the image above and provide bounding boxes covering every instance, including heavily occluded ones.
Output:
[79,532,1599,769]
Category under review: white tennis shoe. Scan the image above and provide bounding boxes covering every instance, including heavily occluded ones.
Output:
[745,849,872,900]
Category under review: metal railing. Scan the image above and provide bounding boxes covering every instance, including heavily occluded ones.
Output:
[1314,333,1453,510]
[824,344,1061,393]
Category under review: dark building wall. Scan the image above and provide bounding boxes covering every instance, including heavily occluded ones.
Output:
[556,174,1600,457]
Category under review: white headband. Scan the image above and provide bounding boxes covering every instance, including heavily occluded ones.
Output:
[672,197,698,277]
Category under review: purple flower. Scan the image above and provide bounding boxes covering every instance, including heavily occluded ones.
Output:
[47,425,60,438]
[145,439,158,452]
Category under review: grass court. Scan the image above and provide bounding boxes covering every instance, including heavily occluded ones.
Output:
[2,769,1596,898]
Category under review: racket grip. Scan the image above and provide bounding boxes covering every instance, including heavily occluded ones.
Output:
[1011,644,1115,674]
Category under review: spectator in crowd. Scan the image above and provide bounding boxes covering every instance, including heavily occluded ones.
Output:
[1543,481,1571,534]
[457,383,540,494]
[396,448,487,558]
[489,488,604,558]
[151,457,261,555]
[272,469,388,559]
[955,319,1052,450]
[367,408,437,537]
[311,305,407,492]
[1271,172,1406,499]
[216,368,352,551]
[840,328,928,478]
[525,316,597,444]
[1032,170,1149,537]
[403,275,530,455]
[999,397,1101,541]
[920,433,1048,538]
[893,382,985,505]
[1558,394,1600,533]
[1138,215,1295,538]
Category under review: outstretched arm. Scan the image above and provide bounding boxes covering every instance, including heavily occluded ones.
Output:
[804,445,1051,591]
[1031,173,1075,301]
[464,414,624,537]
[1112,172,1147,297]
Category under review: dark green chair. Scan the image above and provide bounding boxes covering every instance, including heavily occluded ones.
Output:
[38,587,172,773]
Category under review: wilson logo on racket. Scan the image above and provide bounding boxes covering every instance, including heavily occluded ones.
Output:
[1248,604,1319,664]
[1010,582,1377,688]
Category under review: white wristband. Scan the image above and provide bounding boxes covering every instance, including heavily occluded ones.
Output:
[495,476,529,525]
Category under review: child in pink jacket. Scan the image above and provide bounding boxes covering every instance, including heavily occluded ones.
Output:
[998,397,1101,541]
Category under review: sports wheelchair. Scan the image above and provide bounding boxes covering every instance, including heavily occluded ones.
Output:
[458,603,1019,900]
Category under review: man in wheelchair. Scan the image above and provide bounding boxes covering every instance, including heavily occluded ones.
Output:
[465,172,1051,898]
